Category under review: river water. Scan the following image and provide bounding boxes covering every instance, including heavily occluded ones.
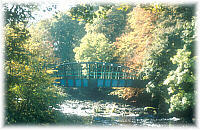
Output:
[56,99,194,127]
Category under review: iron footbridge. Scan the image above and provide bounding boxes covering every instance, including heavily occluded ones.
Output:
[51,62,148,88]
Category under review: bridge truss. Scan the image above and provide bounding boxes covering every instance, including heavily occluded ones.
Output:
[52,62,147,88]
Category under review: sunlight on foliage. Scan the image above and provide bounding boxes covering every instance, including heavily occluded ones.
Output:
[5,4,66,124]
[110,87,145,100]
[74,33,115,63]
[114,6,156,73]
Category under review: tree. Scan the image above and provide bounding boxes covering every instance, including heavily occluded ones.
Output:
[69,4,112,23]
[163,18,195,119]
[85,6,130,43]
[27,19,58,65]
[4,3,36,26]
[109,6,157,101]
[114,6,156,72]
[74,32,115,63]
[4,4,65,124]
[49,12,86,63]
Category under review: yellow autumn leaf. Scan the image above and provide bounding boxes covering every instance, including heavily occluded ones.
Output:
[11,60,15,65]
[117,7,122,10]
[46,69,58,74]
[25,65,30,71]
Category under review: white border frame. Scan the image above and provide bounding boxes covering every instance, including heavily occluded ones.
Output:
[0,0,199,129]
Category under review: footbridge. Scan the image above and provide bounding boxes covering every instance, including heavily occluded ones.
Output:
[51,62,148,88]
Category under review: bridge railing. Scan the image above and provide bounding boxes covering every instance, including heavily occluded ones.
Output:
[54,72,136,79]
[53,62,138,80]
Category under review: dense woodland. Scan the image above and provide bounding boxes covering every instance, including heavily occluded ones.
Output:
[4,3,196,124]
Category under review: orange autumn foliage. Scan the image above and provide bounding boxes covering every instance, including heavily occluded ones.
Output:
[110,87,145,100]
[114,6,157,74]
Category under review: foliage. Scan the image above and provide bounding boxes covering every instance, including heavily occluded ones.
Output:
[141,5,196,118]
[74,33,115,63]
[27,19,58,65]
[85,6,130,43]
[6,56,65,124]
[4,3,37,26]
[49,12,86,63]
[110,87,145,100]
[73,5,131,63]
[4,4,65,124]
[69,4,112,23]
[163,19,195,116]
[114,6,156,72]
[142,3,164,16]
[5,23,30,63]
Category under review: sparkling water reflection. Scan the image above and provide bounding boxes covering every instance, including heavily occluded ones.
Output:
[57,99,193,127]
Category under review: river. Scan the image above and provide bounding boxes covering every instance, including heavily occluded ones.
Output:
[55,99,194,127]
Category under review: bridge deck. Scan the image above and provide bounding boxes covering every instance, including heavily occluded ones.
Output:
[53,78,147,88]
